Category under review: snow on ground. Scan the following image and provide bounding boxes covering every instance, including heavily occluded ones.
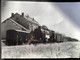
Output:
[1,42,80,58]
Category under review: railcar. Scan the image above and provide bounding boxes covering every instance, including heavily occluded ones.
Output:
[6,29,30,46]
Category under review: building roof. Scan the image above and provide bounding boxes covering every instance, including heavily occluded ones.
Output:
[10,19,29,31]
[24,15,39,25]
[12,13,39,25]
[2,13,39,30]
[11,13,30,29]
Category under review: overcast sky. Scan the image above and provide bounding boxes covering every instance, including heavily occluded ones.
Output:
[1,1,80,40]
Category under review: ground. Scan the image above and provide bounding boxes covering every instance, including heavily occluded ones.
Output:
[1,41,80,58]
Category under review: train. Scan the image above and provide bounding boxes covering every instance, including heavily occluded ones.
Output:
[5,29,78,46]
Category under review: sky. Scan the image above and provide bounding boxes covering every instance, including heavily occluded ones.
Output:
[1,1,80,40]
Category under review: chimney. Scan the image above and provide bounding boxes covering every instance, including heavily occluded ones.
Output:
[33,18,34,20]
[22,12,24,17]
[11,13,14,17]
